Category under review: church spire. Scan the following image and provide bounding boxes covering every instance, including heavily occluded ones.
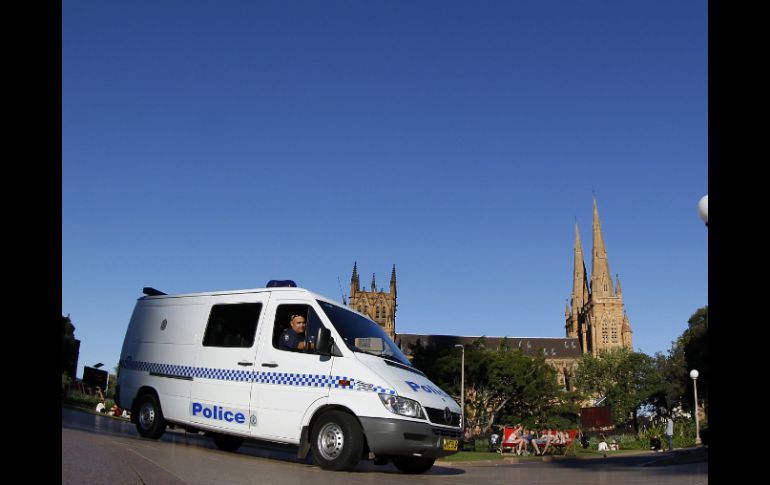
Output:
[615,274,622,297]
[351,262,359,295]
[371,273,376,292]
[591,198,614,298]
[572,223,587,309]
[568,222,589,338]
[390,264,397,296]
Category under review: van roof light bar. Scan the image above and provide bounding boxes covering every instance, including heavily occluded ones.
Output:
[266,280,297,288]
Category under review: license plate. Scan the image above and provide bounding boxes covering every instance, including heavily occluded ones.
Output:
[442,439,459,451]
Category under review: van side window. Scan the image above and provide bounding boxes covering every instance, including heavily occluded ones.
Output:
[203,303,262,348]
[272,304,323,351]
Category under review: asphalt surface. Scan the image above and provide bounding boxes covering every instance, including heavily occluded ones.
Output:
[62,406,708,484]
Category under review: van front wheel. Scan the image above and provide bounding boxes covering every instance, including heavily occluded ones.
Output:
[135,393,167,439]
[310,411,363,471]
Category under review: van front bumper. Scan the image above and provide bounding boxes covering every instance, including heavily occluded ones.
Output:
[359,417,462,458]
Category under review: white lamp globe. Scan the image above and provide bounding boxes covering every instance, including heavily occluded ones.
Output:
[689,369,699,379]
[697,195,708,225]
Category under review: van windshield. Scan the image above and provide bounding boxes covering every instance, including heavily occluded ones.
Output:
[316,300,413,367]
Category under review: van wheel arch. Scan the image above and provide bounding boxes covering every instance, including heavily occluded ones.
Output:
[309,408,366,471]
[306,405,369,455]
[133,388,167,439]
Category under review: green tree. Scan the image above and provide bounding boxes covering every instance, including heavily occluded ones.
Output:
[61,315,78,381]
[681,307,707,416]
[574,348,662,431]
[107,364,119,399]
[409,338,563,435]
[646,341,688,417]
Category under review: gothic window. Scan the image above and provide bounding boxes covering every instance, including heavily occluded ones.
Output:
[564,369,571,390]
[611,324,618,342]
[601,320,609,344]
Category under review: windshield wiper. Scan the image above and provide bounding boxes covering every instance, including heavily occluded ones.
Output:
[379,353,413,366]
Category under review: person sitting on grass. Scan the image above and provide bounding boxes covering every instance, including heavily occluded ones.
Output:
[650,434,662,452]
[597,434,609,452]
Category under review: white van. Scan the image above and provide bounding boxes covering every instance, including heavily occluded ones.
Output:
[116,281,462,473]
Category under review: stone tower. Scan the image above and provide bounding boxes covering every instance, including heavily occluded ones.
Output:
[566,199,633,355]
[348,262,397,340]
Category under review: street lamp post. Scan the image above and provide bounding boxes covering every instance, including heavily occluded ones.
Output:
[690,369,702,445]
[698,195,708,227]
[455,344,465,428]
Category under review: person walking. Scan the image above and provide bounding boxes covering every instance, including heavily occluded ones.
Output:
[664,417,674,451]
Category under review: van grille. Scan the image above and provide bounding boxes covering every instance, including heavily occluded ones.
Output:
[425,407,461,427]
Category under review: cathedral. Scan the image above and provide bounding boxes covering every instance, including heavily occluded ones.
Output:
[348,262,397,340]
[349,199,634,388]
[565,199,633,355]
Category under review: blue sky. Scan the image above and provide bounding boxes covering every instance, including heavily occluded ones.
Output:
[63,1,707,378]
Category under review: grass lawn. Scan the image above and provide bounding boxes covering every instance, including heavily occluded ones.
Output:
[574,448,647,457]
[438,447,652,462]
[438,451,505,462]
[438,450,575,462]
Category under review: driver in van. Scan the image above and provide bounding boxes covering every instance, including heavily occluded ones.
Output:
[279,314,316,352]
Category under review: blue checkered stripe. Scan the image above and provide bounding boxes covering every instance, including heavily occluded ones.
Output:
[371,385,396,395]
[256,372,353,389]
[120,359,396,394]
[192,367,254,382]
[120,359,195,379]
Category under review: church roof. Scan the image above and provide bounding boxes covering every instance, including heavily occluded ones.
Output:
[395,333,582,359]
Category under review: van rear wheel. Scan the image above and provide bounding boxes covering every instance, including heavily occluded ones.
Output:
[212,433,244,452]
[135,393,167,439]
[392,456,436,474]
[310,411,363,471]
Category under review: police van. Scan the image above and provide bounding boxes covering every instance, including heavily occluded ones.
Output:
[116,281,462,473]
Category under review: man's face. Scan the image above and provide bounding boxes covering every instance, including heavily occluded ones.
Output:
[290,315,306,334]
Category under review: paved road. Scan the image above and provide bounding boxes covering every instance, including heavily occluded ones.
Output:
[62,406,707,484]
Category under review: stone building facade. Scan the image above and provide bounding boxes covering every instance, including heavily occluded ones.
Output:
[566,199,634,355]
[348,262,397,340]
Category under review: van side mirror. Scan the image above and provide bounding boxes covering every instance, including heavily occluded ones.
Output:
[315,327,332,355]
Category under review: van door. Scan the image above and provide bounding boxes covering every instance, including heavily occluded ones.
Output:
[253,299,333,442]
[190,293,268,435]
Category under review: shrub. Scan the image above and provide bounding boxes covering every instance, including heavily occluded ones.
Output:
[63,390,114,412]
[636,419,698,449]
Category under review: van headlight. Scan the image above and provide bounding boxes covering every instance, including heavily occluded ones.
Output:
[378,393,425,419]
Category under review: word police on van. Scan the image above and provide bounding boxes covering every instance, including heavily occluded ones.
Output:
[116,281,462,473]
